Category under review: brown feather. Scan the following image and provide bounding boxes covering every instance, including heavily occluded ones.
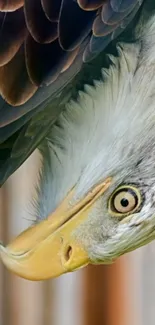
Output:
[0,0,143,106]
[0,46,37,106]
[0,0,24,11]
[0,8,26,66]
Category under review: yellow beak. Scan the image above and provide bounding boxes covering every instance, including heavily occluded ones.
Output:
[0,178,111,281]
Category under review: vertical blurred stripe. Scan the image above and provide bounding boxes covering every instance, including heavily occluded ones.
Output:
[51,271,83,325]
[83,255,142,325]
[141,243,155,325]
[0,151,46,325]
[103,257,136,325]
[0,185,7,325]
[83,265,106,325]
[43,280,54,325]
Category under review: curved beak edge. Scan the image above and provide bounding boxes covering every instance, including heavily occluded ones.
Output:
[0,178,111,281]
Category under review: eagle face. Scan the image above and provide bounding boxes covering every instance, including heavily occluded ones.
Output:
[75,164,155,265]
[1,15,155,280]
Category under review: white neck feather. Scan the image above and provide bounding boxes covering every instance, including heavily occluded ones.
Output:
[35,14,155,221]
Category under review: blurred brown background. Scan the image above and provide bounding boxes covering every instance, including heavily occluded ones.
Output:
[0,150,155,325]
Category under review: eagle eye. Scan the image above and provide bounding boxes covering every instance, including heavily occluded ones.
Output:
[108,185,142,216]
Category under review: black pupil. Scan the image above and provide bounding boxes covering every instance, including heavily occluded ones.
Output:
[120,198,129,207]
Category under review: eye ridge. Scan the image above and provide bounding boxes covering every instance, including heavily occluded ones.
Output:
[108,184,143,217]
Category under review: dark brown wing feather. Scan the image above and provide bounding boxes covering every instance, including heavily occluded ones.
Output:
[0,0,149,186]
[0,0,143,110]
[0,0,23,11]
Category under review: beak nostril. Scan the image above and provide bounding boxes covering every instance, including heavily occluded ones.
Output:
[64,245,72,262]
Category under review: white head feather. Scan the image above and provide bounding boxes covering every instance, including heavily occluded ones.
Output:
[34,13,155,262]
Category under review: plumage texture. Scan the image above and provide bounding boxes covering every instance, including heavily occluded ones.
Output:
[0,0,151,188]
[0,0,143,106]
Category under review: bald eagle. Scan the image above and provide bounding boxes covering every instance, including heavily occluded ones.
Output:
[0,0,155,280]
